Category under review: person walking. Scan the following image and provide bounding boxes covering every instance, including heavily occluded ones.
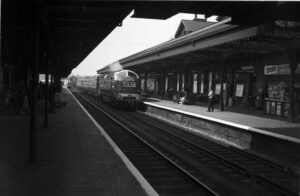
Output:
[207,87,215,112]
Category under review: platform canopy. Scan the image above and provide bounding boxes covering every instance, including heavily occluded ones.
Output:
[2,1,300,77]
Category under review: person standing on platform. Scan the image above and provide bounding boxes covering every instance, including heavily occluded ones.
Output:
[207,87,215,112]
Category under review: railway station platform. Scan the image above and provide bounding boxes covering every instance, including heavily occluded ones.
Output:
[0,88,155,196]
[142,97,300,170]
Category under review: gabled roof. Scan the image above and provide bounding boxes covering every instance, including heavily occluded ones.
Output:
[118,17,277,68]
[175,19,216,38]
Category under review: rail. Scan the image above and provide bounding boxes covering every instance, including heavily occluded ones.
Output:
[73,91,219,196]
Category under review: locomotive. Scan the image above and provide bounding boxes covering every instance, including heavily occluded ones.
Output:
[97,69,141,109]
[75,69,141,109]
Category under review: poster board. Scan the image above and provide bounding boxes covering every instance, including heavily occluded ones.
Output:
[200,73,204,93]
[265,101,270,114]
[215,84,221,95]
[235,84,244,97]
[147,79,155,91]
[193,74,198,94]
[276,102,282,116]
[140,79,145,90]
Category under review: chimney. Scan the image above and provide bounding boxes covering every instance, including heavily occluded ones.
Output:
[193,14,206,22]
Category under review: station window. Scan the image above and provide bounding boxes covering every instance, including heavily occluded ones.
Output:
[165,76,168,92]
[155,80,159,92]
[181,74,185,91]
[176,74,180,91]
[200,73,204,94]
[193,73,198,94]
[209,71,213,91]
[140,79,145,90]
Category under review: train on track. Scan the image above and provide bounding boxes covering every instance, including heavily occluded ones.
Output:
[74,69,141,109]
[75,75,98,93]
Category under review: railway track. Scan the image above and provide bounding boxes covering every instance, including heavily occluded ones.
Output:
[74,91,299,196]
[124,112,299,196]
[73,92,218,196]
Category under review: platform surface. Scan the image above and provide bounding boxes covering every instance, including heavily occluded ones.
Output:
[0,89,151,196]
[143,98,300,140]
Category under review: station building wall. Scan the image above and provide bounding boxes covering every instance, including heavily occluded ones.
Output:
[133,53,299,119]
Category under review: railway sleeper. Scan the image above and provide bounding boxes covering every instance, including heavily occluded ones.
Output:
[148,178,193,186]
[253,174,297,196]
[154,185,205,195]
[143,173,185,180]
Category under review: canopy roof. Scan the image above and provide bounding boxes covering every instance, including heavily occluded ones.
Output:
[3,1,300,77]
[109,19,300,71]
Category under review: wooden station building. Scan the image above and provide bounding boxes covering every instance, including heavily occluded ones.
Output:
[101,14,300,122]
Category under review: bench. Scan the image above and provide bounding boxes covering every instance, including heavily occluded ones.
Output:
[173,92,192,105]
[172,92,181,103]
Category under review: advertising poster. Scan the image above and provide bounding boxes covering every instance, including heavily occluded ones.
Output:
[235,84,244,97]
[215,84,221,95]
[147,79,155,91]
[265,101,270,114]
[193,74,198,94]
[140,79,144,90]
[276,102,282,116]
[200,73,204,93]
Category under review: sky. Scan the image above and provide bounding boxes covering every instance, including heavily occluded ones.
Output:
[70,11,216,76]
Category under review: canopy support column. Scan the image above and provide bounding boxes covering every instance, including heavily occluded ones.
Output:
[49,75,54,112]
[0,64,3,103]
[288,49,298,122]
[218,55,227,111]
[29,6,40,164]
[0,0,3,101]
[44,52,50,128]
[144,72,148,94]
[219,66,226,111]
[187,63,192,94]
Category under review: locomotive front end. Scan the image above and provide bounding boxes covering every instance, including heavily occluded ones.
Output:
[115,70,141,109]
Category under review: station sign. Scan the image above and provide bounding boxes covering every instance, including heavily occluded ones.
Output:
[264,64,300,75]
[241,66,255,73]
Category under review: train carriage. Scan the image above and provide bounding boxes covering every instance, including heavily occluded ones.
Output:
[76,76,98,95]
[73,69,141,109]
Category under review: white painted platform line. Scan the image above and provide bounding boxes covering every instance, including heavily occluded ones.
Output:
[144,102,300,144]
[68,90,159,196]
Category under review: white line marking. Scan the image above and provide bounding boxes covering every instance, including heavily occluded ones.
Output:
[144,102,300,144]
[68,90,159,196]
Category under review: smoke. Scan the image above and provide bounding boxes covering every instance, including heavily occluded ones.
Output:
[109,61,123,72]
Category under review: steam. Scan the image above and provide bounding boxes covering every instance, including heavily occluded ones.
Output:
[108,61,123,72]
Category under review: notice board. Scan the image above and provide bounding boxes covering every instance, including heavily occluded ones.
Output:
[235,84,244,97]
